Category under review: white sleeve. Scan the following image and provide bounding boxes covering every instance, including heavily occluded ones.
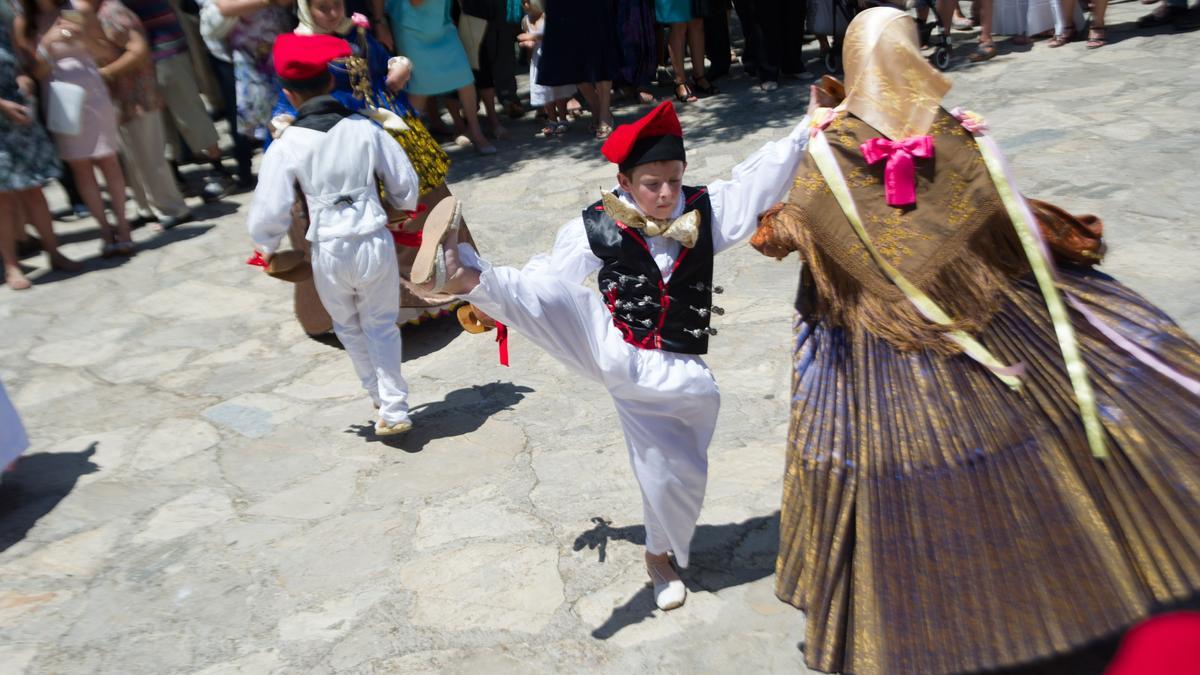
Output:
[375,126,420,212]
[246,143,296,257]
[520,216,601,285]
[708,116,811,254]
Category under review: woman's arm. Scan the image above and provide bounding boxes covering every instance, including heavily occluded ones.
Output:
[12,14,51,80]
[95,6,151,82]
[216,0,272,19]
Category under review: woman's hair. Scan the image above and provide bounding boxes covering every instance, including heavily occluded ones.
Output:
[18,0,43,40]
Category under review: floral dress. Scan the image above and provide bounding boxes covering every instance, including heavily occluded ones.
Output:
[0,9,61,190]
[230,6,293,141]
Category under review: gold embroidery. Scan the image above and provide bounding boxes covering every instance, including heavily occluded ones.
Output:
[848,207,932,266]
[795,169,831,196]
[846,166,880,189]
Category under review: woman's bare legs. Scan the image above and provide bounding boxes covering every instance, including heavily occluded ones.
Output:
[68,159,116,247]
[667,22,695,101]
[0,192,31,289]
[95,154,131,245]
[20,188,82,271]
[455,84,495,153]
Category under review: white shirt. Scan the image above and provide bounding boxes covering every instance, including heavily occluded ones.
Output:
[247,105,420,256]
[523,116,812,283]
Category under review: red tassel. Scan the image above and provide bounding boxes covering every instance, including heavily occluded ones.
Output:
[246,251,268,267]
[496,322,509,367]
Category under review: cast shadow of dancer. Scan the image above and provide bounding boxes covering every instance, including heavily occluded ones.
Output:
[347,381,535,452]
[0,443,99,553]
[577,513,780,640]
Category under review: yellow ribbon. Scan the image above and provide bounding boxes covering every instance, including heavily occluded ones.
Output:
[808,129,1025,390]
[969,124,1107,459]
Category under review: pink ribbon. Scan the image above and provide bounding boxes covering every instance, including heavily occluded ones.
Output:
[860,136,935,207]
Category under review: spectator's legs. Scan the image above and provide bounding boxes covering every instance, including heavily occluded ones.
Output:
[19,188,81,271]
[703,0,731,80]
[667,22,696,100]
[96,154,131,242]
[577,81,614,136]
[67,159,120,247]
[1,192,31,289]
[454,84,496,153]
[686,17,711,90]
[209,55,253,186]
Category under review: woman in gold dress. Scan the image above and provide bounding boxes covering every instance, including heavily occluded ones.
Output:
[752,8,1200,673]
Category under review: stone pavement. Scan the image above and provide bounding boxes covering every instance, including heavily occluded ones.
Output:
[2,5,1198,672]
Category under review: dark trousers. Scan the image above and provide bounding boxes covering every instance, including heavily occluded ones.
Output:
[703,0,732,80]
[208,55,254,182]
[732,0,807,81]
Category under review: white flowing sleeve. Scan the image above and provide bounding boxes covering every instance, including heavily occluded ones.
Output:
[374,126,419,212]
[520,216,602,285]
[246,143,297,257]
[708,116,811,254]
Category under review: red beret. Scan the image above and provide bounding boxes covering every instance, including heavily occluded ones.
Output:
[601,101,686,170]
[273,33,351,81]
[1107,612,1200,675]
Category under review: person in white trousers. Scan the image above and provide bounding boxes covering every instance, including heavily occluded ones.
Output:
[412,98,819,610]
[247,33,421,436]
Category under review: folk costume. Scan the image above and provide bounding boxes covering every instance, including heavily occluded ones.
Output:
[269,5,471,336]
[751,8,1200,674]
[248,34,421,435]
[443,101,812,607]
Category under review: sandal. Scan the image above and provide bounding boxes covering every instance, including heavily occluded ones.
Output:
[114,240,136,256]
[1011,34,1034,45]
[1086,26,1107,49]
[968,41,996,61]
[673,80,697,103]
[594,122,613,140]
[410,196,462,291]
[554,120,569,136]
[691,78,719,97]
[1048,31,1073,47]
[541,123,556,138]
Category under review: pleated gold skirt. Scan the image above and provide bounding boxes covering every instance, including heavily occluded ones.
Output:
[776,264,1200,674]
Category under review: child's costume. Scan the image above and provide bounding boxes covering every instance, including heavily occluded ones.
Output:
[268,11,471,336]
[448,102,811,594]
[752,9,1200,674]
[248,34,420,433]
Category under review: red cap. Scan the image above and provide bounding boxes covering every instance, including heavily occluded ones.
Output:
[1106,612,1200,675]
[601,101,685,170]
[273,33,351,82]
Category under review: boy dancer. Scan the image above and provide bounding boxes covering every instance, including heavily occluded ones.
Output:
[413,100,816,609]
[247,34,427,437]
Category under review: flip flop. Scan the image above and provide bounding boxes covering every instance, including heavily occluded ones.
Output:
[409,196,462,290]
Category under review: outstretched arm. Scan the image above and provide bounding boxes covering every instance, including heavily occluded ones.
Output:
[709,86,831,254]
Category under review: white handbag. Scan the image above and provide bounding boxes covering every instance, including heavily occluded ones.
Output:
[45,80,85,136]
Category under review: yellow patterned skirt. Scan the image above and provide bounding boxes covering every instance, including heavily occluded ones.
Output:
[777,264,1200,674]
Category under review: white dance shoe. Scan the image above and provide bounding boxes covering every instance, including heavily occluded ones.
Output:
[374,418,413,437]
[646,554,687,611]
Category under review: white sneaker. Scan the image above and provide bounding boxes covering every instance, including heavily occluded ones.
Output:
[646,555,687,611]
[375,418,413,436]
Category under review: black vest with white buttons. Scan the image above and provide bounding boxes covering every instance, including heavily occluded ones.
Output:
[581,186,721,355]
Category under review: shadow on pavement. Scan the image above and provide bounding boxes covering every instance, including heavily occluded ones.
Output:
[579,513,780,640]
[0,444,99,554]
[346,380,534,452]
[29,223,217,286]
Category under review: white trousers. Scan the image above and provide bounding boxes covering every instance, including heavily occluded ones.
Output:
[462,250,718,568]
[311,230,410,424]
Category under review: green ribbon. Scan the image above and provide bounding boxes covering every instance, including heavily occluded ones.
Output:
[808,130,1025,390]
[971,131,1107,459]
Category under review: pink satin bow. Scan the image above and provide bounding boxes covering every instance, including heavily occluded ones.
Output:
[860,136,935,207]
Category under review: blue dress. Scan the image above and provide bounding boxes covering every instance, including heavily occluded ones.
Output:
[270,28,448,193]
[655,0,692,23]
[385,0,474,96]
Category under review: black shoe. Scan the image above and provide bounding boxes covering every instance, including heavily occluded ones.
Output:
[1174,4,1200,27]
[1138,4,1184,26]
